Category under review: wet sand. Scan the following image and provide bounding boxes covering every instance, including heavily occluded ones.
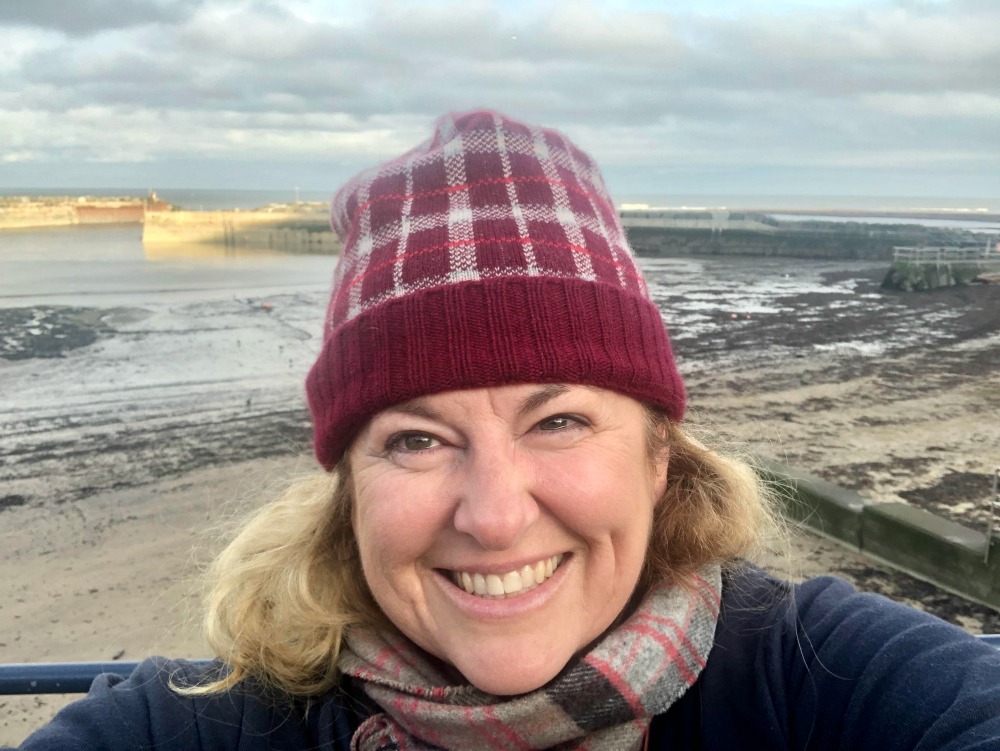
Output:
[1,265,998,744]
[680,269,1000,530]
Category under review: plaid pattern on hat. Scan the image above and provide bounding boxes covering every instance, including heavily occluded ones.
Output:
[306,110,685,468]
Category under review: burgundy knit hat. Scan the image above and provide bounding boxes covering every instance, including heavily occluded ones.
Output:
[306,110,685,469]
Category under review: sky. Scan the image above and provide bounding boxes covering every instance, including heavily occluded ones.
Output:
[1,0,998,200]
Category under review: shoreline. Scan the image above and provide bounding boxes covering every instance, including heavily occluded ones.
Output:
[3,194,998,232]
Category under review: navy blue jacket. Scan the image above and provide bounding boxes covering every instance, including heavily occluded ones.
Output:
[16,568,1000,749]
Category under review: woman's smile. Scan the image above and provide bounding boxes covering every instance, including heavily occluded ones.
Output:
[349,383,667,695]
[444,553,565,599]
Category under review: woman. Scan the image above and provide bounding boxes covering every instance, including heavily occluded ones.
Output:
[17,110,1000,750]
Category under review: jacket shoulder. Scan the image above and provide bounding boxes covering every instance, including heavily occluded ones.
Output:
[16,657,315,750]
[652,565,1000,750]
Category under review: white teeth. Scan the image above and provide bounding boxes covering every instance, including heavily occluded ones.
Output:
[473,573,487,596]
[533,560,545,584]
[451,555,564,599]
[486,574,505,596]
[502,571,522,594]
[520,564,535,589]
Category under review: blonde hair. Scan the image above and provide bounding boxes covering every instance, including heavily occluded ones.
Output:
[638,415,779,594]
[184,418,781,697]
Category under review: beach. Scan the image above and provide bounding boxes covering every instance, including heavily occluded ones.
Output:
[2,238,999,743]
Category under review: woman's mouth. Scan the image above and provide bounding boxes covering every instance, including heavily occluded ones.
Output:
[449,554,565,599]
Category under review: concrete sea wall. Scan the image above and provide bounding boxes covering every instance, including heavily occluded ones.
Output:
[0,199,340,257]
[764,459,1000,610]
[626,227,976,261]
[0,198,157,230]
[0,203,77,229]
[624,221,985,261]
[143,209,341,254]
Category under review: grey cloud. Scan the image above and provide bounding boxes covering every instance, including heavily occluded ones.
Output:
[15,0,995,122]
[2,0,998,194]
[0,0,204,35]
[691,3,1000,96]
[176,2,356,62]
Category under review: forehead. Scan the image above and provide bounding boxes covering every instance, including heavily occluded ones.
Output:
[385,384,575,419]
[384,383,645,419]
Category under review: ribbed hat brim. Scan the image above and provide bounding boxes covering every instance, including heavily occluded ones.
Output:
[306,276,685,468]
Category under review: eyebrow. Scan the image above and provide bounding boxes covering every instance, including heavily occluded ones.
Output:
[384,400,442,421]
[518,384,569,418]
[384,383,574,422]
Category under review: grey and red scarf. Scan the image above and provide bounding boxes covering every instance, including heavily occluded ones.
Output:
[338,564,722,751]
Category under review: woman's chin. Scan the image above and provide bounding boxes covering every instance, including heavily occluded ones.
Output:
[453,653,568,696]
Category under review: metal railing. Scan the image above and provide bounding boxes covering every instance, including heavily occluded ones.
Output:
[2,645,1000,695]
[0,660,211,695]
[893,246,1000,265]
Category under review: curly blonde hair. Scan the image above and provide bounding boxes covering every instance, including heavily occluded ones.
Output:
[183,414,780,697]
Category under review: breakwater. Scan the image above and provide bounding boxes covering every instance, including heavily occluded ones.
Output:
[622,210,987,261]
[143,205,340,254]
[0,195,171,230]
[7,198,991,262]
[0,196,341,256]
[142,207,985,260]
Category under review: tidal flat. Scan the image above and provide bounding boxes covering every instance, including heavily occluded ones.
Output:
[1,237,998,743]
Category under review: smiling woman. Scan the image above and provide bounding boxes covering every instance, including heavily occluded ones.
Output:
[350,385,669,696]
[15,111,1000,751]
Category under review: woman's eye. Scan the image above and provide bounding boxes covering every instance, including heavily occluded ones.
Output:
[536,415,581,431]
[388,433,439,453]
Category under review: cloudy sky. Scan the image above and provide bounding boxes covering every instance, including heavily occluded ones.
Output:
[2,0,998,201]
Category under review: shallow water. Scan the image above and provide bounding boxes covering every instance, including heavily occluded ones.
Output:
[0,225,334,306]
[1,226,986,373]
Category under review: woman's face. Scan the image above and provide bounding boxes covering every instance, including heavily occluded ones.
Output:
[349,383,668,695]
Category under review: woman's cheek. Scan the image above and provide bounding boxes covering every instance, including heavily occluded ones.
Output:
[356,474,447,555]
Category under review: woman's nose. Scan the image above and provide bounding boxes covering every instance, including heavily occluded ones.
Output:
[452,447,540,550]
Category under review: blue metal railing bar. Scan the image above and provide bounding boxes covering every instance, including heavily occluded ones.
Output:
[3,642,1000,695]
[0,660,211,696]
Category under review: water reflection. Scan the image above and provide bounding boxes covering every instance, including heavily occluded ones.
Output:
[142,241,328,262]
[0,225,337,306]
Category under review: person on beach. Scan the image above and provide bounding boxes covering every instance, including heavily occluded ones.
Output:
[15,110,1000,750]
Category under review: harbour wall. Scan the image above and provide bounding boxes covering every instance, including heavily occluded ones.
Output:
[7,198,989,263]
[142,209,341,254]
[0,197,165,230]
[623,223,984,261]
[143,210,981,260]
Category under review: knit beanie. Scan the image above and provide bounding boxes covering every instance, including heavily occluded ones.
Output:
[306,110,684,469]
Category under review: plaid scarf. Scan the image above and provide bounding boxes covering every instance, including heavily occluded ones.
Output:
[338,564,721,751]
